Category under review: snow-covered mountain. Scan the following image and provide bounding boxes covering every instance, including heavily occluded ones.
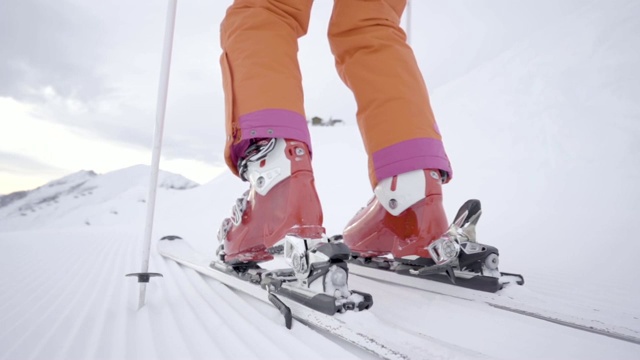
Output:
[0,165,198,231]
[1,1,639,359]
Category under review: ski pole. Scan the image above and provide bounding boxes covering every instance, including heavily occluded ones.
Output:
[126,0,178,309]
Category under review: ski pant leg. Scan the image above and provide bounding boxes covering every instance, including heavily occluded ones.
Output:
[328,0,452,187]
[220,0,314,176]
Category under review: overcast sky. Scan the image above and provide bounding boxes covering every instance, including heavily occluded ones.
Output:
[0,0,585,194]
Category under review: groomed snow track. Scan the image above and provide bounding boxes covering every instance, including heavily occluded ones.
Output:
[1,228,639,360]
[0,228,371,360]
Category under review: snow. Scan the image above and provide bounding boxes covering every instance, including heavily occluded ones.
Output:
[430,0,640,310]
[2,1,640,359]
[0,165,198,232]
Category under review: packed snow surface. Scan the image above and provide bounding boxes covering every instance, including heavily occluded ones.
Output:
[1,1,639,358]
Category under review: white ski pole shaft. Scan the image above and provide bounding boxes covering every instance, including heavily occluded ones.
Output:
[138,0,178,310]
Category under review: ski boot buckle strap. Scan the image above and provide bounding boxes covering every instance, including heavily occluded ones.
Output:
[238,138,277,181]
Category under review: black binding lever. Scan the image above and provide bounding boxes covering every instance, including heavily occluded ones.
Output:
[268,293,293,329]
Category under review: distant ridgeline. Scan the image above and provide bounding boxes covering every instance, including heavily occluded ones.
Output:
[309,116,344,126]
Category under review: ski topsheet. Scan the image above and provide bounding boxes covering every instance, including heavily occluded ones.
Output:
[347,255,524,293]
[157,236,493,360]
[347,262,640,345]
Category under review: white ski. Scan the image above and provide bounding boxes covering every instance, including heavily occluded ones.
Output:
[348,263,640,345]
[157,236,490,360]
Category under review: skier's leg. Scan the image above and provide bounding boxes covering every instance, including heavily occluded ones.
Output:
[328,0,452,186]
[220,0,314,175]
[218,0,324,264]
[329,0,451,262]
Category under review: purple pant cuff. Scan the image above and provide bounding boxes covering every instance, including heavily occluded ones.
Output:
[230,109,312,166]
[372,138,453,181]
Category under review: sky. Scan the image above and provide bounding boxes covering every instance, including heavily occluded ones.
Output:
[0,0,585,195]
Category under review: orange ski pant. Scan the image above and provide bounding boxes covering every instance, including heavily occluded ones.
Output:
[220,0,452,187]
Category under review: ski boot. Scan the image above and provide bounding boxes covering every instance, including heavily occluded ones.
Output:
[343,169,449,265]
[216,138,373,313]
[341,169,523,291]
[216,138,325,264]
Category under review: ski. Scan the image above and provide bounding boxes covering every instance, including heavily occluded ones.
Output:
[343,249,524,293]
[331,198,526,294]
[157,235,412,360]
[346,260,640,345]
[330,195,640,345]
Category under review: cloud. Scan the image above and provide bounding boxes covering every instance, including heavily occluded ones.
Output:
[0,0,110,101]
[0,96,224,194]
[1,0,233,165]
[0,151,67,176]
[0,0,589,181]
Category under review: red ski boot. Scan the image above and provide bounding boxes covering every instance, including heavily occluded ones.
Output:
[216,138,374,311]
[343,185,522,291]
[343,169,451,265]
[217,138,325,265]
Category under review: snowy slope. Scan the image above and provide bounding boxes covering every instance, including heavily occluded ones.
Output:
[0,165,198,232]
[2,1,640,359]
[1,169,638,359]
[431,0,640,306]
